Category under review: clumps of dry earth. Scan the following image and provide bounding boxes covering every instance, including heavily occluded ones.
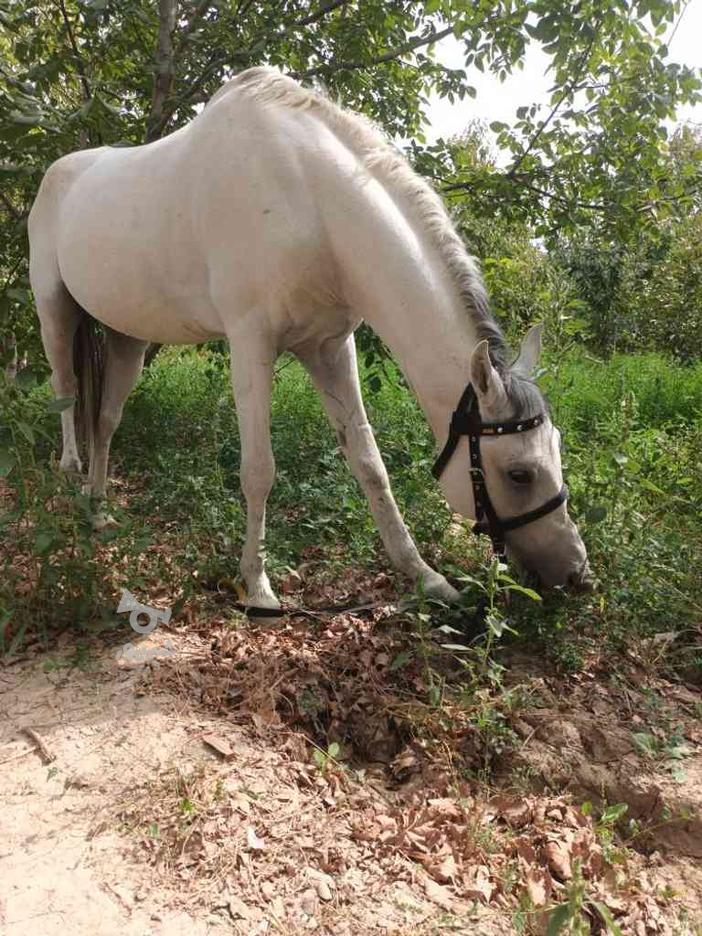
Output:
[1,588,701,935]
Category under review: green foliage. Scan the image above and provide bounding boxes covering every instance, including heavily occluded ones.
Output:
[430,121,702,362]
[0,375,110,650]
[617,213,702,360]
[1,1,700,368]
[3,346,700,691]
[513,352,701,676]
[545,862,622,935]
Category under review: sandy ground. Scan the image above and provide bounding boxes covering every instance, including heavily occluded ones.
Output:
[0,633,506,935]
[1,623,700,936]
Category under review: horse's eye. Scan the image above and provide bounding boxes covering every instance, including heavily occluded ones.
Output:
[508,469,533,485]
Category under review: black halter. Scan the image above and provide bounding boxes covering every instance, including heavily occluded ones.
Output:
[432,383,568,557]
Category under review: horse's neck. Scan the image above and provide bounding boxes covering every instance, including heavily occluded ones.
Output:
[356,243,475,433]
[354,235,480,517]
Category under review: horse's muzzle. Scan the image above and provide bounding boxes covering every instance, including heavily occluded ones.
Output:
[566,560,596,594]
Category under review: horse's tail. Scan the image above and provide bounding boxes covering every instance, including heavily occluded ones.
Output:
[73,312,105,463]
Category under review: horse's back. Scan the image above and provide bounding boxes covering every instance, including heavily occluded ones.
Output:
[29,70,360,344]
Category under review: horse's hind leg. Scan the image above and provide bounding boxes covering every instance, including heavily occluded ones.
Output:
[86,327,148,528]
[300,334,459,603]
[35,285,84,474]
[227,330,280,610]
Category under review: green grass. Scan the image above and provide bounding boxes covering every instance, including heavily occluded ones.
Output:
[1,346,701,680]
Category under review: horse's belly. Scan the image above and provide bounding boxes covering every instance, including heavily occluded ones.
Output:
[53,145,223,343]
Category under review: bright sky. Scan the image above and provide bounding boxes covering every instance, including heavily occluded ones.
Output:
[425,0,702,149]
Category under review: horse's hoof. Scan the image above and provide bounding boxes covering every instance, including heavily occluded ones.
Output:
[242,587,284,624]
[420,570,460,604]
[92,511,117,531]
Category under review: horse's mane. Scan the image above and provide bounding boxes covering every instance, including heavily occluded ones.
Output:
[212,70,550,415]
[211,68,513,370]
[219,70,547,416]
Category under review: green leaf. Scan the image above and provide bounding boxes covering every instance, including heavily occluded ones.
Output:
[486,613,506,637]
[312,748,325,769]
[600,803,628,825]
[504,582,542,602]
[586,505,607,523]
[327,742,340,759]
[390,650,412,671]
[34,530,55,554]
[590,901,622,935]
[546,902,574,936]
[48,396,74,413]
[17,421,35,444]
[0,609,12,641]
[15,370,38,390]
[632,732,658,757]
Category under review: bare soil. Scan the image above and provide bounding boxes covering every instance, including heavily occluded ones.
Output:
[1,610,701,936]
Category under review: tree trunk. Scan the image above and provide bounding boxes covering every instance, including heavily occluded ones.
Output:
[145,0,179,144]
[143,0,179,365]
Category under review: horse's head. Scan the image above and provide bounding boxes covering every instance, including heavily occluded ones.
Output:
[440,325,593,593]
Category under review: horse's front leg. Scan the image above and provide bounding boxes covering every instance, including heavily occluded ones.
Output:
[229,333,280,611]
[300,335,459,603]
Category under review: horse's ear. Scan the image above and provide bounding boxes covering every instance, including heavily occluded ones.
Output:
[513,322,543,376]
[470,340,506,408]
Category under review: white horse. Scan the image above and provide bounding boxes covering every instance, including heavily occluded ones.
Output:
[28,67,593,611]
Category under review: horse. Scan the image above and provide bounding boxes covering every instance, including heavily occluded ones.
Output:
[28,66,593,612]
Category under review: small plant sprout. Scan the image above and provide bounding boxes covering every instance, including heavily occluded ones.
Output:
[312,741,341,773]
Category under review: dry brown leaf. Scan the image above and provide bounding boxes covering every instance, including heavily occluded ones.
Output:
[422,877,455,911]
[427,797,463,820]
[543,840,573,881]
[246,826,266,851]
[307,869,334,902]
[514,836,537,864]
[463,865,493,904]
[431,853,458,883]
[201,733,234,760]
[525,867,552,907]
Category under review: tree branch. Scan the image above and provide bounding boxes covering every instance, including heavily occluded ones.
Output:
[143,0,179,366]
[293,24,454,80]
[145,0,178,144]
[0,191,22,221]
[292,0,352,28]
[175,0,213,53]
[506,32,597,180]
[56,0,91,103]
[152,46,243,135]
[441,178,608,213]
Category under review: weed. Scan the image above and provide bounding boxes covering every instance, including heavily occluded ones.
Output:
[544,861,622,934]
[312,741,341,773]
[2,347,700,690]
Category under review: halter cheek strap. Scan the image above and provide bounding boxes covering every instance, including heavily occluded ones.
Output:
[431,383,568,557]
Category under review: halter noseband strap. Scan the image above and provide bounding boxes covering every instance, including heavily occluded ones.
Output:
[431,383,568,556]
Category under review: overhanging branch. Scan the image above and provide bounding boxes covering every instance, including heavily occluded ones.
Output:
[293,24,454,79]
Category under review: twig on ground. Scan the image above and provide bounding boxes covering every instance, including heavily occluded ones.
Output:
[0,744,34,766]
[22,726,56,764]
